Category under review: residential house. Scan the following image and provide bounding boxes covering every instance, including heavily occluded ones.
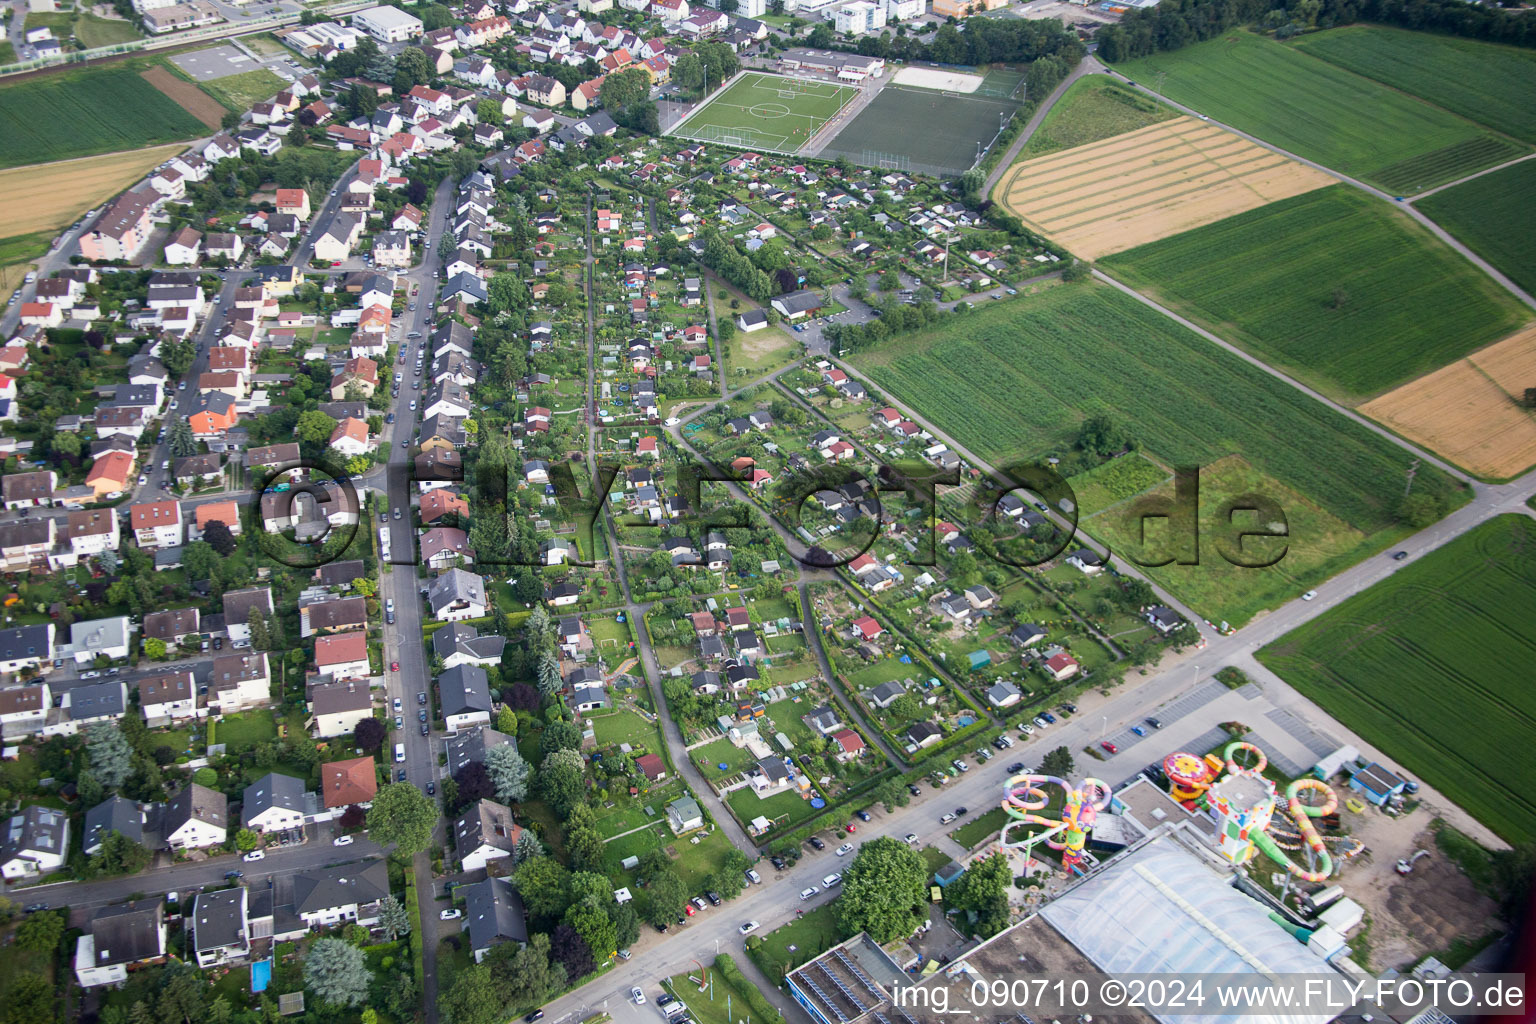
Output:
[74,903,166,989]
[0,805,68,879]
[162,783,227,850]
[309,679,375,738]
[242,772,308,833]
[189,888,250,968]
[429,568,487,621]
[138,670,201,723]
[459,877,528,963]
[321,756,378,811]
[315,631,370,679]
[452,799,522,871]
[439,664,493,732]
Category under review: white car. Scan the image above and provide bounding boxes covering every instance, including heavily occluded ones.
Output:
[393,697,402,712]
[242,850,265,862]
[333,835,354,846]
[440,909,462,920]
[903,833,919,844]
[822,873,842,887]
[631,988,646,1005]
[1301,590,1318,601]
[835,843,853,857]
[739,921,759,935]
[799,887,819,901]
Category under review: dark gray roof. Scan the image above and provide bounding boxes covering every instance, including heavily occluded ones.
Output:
[773,289,822,315]
[87,902,163,967]
[460,876,527,953]
[242,772,307,826]
[438,664,492,717]
[162,783,227,834]
[69,681,127,721]
[2,804,67,863]
[429,568,485,613]
[318,559,367,588]
[291,860,388,915]
[0,624,51,662]
[84,795,144,854]
[755,757,789,782]
[191,888,246,952]
[444,726,516,775]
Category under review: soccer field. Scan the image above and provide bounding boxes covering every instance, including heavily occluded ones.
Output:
[670,72,859,154]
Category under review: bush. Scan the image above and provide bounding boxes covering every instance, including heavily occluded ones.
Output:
[716,954,785,1024]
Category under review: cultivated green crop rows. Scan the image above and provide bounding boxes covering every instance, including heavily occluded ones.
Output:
[0,63,208,168]
[1294,25,1536,143]
[849,281,1463,535]
[1102,186,1530,401]
[1418,158,1536,297]
[1066,453,1170,516]
[1258,515,1536,843]
[1111,31,1516,192]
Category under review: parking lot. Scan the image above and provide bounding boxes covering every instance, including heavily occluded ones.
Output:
[171,43,262,81]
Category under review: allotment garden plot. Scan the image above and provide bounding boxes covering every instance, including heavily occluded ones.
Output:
[995,117,1333,259]
[670,72,859,155]
[1257,515,1536,844]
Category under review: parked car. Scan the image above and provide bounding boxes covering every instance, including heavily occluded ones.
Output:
[1301,590,1317,601]
[242,850,265,862]
[940,813,956,825]
[1146,717,1162,729]
[1101,741,1119,754]
[333,835,354,846]
[907,784,922,796]
[799,887,819,900]
[855,810,871,822]
[524,1012,544,1023]
[1006,762,1025,773]
[441,909,462,920]
[903,833,919,844]
[739,921,759,935]
[1130,725,1147,736]
[835,843,853,857]
[807,836,825,851]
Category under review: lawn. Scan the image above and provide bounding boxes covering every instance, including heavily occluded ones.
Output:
[671,72,858,154]
[727,785,820,832]
[200,68,286,113]
[1257,515,1536,844]
[1015,76,1179,160]
[1417,158,1536,297]
[1110,31,1526,193]
[691,737,755,781]
[746,903,841,985]
[74,13,142,48]
[1101,186,1530,401]
[590,708,663,750]
[0,62,209,167]
[951,807,1009,849]
[849,281,1466,622]
[1293,25,1536,143]
[587,613,635,652]
[215,710,278,751]
[662,965,757,1024]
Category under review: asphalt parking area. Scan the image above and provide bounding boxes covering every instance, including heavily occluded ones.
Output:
[171,44,256,81]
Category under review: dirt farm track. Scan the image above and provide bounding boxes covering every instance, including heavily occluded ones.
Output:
[1361,322,1536,480]
[996,117,1334,259]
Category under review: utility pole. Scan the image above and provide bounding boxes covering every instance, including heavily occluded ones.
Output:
[1404,458,1420,497]
[1155,70,1166,94]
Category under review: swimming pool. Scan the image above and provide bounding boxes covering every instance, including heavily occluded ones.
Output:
[252,959,272,993]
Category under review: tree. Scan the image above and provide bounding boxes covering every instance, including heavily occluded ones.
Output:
[167,418,198,458]
[834,836,928,943]
[1040,745,1074,778]
[486,743,531,803]
[475,98,504,126]
[600,66,650,111]
[354,716,386,752]
[944,852,1011,937]
[872,778,909,813]
[526,603,550,641]
[202,519,237,557]
[377,894,411,941]
[1061,257,1093,283]
[488,272,528,315]
[887,693,921,720]
[92,830,150,876]
[305,937,372,1008]
[235,828,258,852]
[366,783,438,856]
[536,647,562,698]
[513,829,545,864]
[86,721,133,790]
[539,747,586,816]
[565,803,606,871]
[14,910,63,952]
[143,637,167,660]
[542,718,582,753]
[488,932,564,1008]
[1076,413,1131,457]
[672,52,705,93]
[443,964,501,1024]
[550,923,595,981]
[247,608,271,651]
[394,46,432,91]
[513,856,571,919]
[454,760,496,804]
[1398,491,1442,528]
[1,973,52,1024]
[643,867,688,925]
[711,848,752,900]
[1524,387,1536,410]
[296,409,338,445]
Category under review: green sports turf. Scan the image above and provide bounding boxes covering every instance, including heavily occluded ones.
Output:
[671,72,858,154]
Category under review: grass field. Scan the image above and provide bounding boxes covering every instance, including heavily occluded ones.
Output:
[671,72,858,154]
[849,282,1466,624]
[997,118,1333,259]
[1294,26,1536,143]
[1111,31,1527,193]
[200,67,286,112]
[1418,157,1536,297]
[1257,515,1536,844]
[0,62,209,167]
[0,143,185,239]
[824,85,1018,175]
[1016,76,1179,160]
[75,13,142,48]
[1101,186,1531,401]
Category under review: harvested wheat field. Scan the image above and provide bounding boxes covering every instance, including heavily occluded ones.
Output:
[141,65,225,128]
[0,144,187,239]
[996,118,1334,258]
[1362,323,1536,479]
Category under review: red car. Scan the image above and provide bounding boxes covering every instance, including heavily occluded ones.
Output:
[684,904,696,916]
[1100,741,1118,754]
[390,661,400,671]
[844,823,856,833]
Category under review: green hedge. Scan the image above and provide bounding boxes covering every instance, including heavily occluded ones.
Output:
[404,878,425,988]
[716,954,786,1024]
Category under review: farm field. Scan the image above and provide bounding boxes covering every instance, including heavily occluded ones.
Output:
[1014,76,1179,160]
[1417,157,1536,298]
[1361,324,1536,481]
[0,144,186,239]
[848,282,1466,623]
[1110,31,1527,193]
[140,65,225,128]
[996,117,1333,259]
[1294,26,1536,143]
[1257,515,1536,844]
[1101,186,1531,401]
[1066,453,1171,517]
[670,72,858,154]
[0,62,211,167]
